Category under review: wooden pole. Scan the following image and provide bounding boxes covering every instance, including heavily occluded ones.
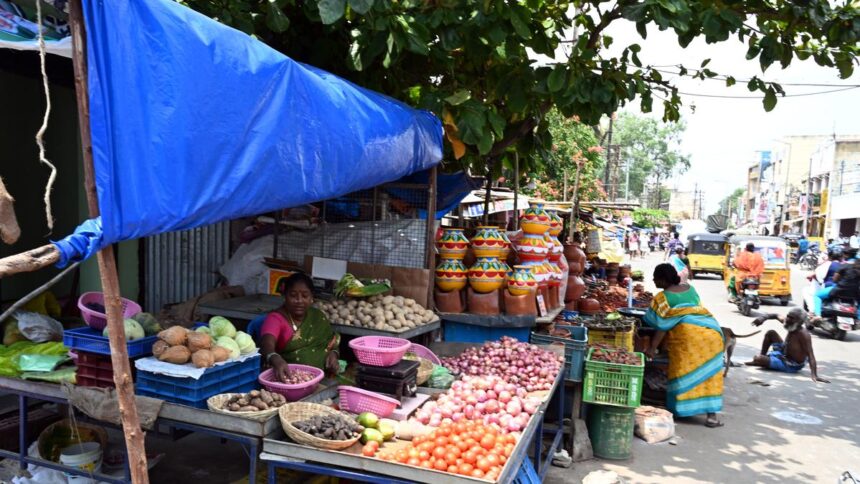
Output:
[0,243,60,278]
[69,1,150,482]
[482,167,492,226]
[569,164,582,244]
[425,166,437,309]
[513,153,519,231]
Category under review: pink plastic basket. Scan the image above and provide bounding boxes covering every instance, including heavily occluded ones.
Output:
[77,292,142,331]
[409,343,441,365]
[348,336,411,367]
[258,365,324,401]
[338,386,400,417]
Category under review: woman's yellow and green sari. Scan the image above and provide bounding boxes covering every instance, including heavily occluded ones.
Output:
[644,287,724,417]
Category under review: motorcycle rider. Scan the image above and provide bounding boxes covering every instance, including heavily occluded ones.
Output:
[729,243,764,302]
[811,253,860,321]
[809,247,845,317]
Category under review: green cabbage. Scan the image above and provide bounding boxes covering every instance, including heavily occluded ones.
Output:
[209,316,236,339]
[195,326,211,335]
[234,331,255,355]
[215,336,240,359]
[102,318,145,341]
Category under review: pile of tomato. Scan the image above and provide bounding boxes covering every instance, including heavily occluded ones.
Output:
[375,421,515,481]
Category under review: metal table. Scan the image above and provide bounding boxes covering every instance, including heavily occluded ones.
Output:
[0,376,288,483]
[331,318,440,339]
[259,366,565,483]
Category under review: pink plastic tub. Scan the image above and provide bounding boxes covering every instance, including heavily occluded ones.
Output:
[348,336,411,367]
[77,292,142,331]
[258,365,324,401]
[409,343,441,365]
[338,386,400,417]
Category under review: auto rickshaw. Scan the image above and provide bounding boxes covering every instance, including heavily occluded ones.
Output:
[686,233,728,278]
[723,235,792,306]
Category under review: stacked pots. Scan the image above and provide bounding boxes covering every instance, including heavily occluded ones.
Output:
[468,226,507,293]
[516,201,553,308]
[434,228,469,293]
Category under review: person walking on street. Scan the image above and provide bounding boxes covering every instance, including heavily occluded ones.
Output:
[639,232,650,256]
[664,232,683,260]
[850,231,859,250]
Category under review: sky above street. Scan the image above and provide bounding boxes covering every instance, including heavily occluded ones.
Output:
[603,22,860,214]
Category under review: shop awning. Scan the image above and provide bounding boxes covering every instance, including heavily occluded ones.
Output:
[53,0,443,266]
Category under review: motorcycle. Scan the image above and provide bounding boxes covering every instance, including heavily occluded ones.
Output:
[798,245,822,271]
[807,298,858,340]
[737,277,761,316]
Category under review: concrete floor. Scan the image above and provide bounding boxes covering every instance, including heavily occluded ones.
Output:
[547,253,860,484]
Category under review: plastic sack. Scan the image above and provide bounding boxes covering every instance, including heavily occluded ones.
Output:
[0,341,68,377]
[427,365,455,389]
[17,354,69,372]
[15,311,64,343]
[20,367,77,384]
[218,235,273,295]
[634,406,675,443]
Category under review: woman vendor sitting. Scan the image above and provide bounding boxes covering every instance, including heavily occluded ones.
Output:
[260,273,340,382]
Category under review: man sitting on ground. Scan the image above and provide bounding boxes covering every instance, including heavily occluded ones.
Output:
[745,308,830,383]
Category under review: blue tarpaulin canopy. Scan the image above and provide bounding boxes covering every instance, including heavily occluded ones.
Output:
[53,0,443,267]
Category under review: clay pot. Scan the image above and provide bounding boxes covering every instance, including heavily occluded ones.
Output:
[467,287,501,315]
[568,261,582,274]
[578,297,601,314]
[516,233,549,263]
[520,201,551,235]
[436,228,469,260]
[565,274,586,302]
[507,265,537,296]
[468,257,506,293]
[471,226,506,258]
[435,287,465,313]
[547,286,560,309]
[565,299,578,311]
[564,243,586,273]
[435,259,468,292]
[547,210,563,238]
[504,290,537,316]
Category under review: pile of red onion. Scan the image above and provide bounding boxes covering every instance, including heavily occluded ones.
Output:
[440,336,563,392]
[414,375,541,433]
[283,370,316,385]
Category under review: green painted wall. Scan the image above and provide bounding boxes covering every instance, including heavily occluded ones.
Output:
[0,64,138,305]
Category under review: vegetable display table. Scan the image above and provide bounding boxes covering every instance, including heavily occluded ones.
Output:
[196,294,282,321]
[259,357,565,483]
[0,375,335,483]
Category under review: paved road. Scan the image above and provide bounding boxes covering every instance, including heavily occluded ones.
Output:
[549,253,860,484]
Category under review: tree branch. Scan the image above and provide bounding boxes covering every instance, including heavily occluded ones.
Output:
[488,101,553,158]
[0,244,60,279]
[586,7,623,49]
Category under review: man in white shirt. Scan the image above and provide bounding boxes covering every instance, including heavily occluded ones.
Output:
[850,231,859,249]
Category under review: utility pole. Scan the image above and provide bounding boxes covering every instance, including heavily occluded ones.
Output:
[802,153,814,236]
[603,115,614,187]
[692,183,698,220]
[624,158,630,201]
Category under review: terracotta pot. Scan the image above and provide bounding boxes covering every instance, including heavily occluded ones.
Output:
[468,257,506,293]
[435,259,468,292]
[471,226,506,258]
[520,201,551,235]
[568,261,582,274]
[436,228,469,260]
[547,210,563,238]
[578,297,601,314]
[434,287,465,313]
[507,265,537,296]
[497,227,512,260]
[547,286,560,309]
[565,299,578,311]
[565,274,586,302]
[516,233,549,263]
[563,243,586,272]
[504,290,537,316]
[467,287,501,315]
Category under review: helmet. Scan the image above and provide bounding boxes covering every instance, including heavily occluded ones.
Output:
[829,247,844,260]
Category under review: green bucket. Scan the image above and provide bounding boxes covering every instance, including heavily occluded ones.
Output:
[587,404,635,460]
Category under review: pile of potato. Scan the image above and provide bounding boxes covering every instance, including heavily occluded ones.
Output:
[315,295,436,332]
[219,389,286,412]
[152,326,230,369]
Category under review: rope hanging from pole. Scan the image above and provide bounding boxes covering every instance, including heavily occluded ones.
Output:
[35,0,58,232]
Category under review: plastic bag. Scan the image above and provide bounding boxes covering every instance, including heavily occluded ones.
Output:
[427,365,455,389]
[14,311,63,343]
[634,406,674,443]
[17,354,69,372]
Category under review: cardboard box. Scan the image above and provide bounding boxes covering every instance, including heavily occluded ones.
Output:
[268,269,297,295]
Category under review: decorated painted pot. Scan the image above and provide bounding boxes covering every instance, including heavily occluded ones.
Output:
[523,260,550,286]
[498,227,512,260]
[436,228,470,260]
[471,226,507,259]
[516,233,549,263]
[548,210,563,238]
[546,260,563,287]
[468,257,506,293]
[435,259,468,292]
[545,233,564,262]
[507,265,537,296]
[520,201,551,235]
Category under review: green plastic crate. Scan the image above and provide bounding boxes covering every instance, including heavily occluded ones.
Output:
[582,348,645,408]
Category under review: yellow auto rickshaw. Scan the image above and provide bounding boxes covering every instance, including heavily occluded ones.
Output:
[686,233,727,278]
[723,235,792,305]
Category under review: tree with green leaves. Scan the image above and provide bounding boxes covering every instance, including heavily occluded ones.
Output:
[609,112,690,204]
[183,0,859,179]
[716,187,746,217]
[633,207,670,228]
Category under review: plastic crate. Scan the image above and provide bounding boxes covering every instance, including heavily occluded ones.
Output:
[64,327,158,358]
[135,355,261,403]
[530,325,588,381]
[582,348,645,408]
[513,456,539,484]
[587,326,634,352]
[74,350,139,388]
[136,379,258,409]
[443,320,532,344]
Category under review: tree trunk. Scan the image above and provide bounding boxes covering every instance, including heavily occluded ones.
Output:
[0,177,20,245]
[0,244,60,278]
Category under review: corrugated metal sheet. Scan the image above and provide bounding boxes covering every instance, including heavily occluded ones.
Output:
[144,222,230,313]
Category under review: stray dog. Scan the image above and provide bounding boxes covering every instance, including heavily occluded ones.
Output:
[722,327,761,375]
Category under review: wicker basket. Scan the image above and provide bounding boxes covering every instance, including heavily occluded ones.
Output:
[206,393,281,422]
[278,402,360,451]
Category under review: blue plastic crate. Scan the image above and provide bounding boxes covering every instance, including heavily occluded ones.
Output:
[530,325,588,381]
[136,355,261,403]
[442,320,532,344]
[513,456,540,484]
[136,379,259,409]
[63,327,159,358]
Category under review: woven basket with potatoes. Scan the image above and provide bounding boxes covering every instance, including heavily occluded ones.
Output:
[207,389,286,421]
